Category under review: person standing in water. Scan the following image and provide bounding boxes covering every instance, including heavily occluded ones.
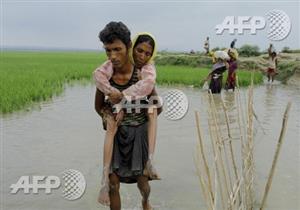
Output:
[225,39,238,91]
[204,37,210,54]
[94,21,156,210]
[267,44,278,82]
[94,32,161,207]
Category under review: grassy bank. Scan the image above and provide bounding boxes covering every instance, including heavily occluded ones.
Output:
[0,51,262,114]
[156,52,300,84]
[157,65,262,87]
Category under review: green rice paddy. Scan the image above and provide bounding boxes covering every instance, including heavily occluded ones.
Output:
[0,51,263,113]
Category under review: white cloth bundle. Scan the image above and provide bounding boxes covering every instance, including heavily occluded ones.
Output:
[214,50,230,60]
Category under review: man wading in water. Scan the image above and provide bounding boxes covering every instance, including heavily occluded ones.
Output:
[94,21,155,210]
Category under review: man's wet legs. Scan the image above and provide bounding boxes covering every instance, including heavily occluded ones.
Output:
[109,173,121,210]
[137,176,152,210]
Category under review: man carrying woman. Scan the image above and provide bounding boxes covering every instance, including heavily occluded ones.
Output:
[94,21,160,210]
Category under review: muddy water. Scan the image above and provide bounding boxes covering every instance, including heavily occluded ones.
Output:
[1,83,299,210]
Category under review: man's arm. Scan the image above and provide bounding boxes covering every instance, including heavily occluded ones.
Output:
[95,88,105,117]
[230,39,237,48]
[268,44,273,57]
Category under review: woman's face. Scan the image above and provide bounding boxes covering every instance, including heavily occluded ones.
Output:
[133,42,153,68]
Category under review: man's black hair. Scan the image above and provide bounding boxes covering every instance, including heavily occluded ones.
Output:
[99,21,131,47]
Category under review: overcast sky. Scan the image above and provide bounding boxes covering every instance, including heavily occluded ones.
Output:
[2,0,299,52]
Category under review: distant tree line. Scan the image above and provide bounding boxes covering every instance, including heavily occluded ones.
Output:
[211,45,299,57]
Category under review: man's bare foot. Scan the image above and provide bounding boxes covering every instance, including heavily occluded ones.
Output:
[142,199,153,210]
[145,160,161,180]
[97,184,110,206]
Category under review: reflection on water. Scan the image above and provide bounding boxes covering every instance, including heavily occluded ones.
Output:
[1,83,299,210]
[263,84,278,125]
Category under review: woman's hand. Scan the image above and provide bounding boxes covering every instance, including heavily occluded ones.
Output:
[108,89,123,104]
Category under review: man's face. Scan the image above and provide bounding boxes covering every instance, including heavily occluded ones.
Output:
[104,39,129,69]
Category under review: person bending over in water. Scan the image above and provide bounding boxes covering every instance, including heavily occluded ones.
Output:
[205,51,229,94]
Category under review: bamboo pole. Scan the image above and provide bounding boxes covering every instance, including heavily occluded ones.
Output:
[221,98,242,208]
[260,102,292,210]
[221,99,239,182]
[245,80,254,210]
[194,72,291,210]
[195,154,214,210]
[208,91,231,202]
[195,111,214,203]
[213,164,218,210]
[208,113,226,210]
[235,77,249,210]
[229,174,243,207]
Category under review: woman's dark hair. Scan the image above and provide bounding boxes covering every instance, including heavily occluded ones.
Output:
[99,21,131,47]
[133,34,155,51]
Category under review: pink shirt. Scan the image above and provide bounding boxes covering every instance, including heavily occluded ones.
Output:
[93,60,156,100]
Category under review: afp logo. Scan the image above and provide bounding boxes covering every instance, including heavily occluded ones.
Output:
[215,10,292,41]
[10,169,86,201]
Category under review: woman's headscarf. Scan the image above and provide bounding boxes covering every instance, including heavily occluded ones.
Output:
[129,32,157,65]
[226,48,239,60]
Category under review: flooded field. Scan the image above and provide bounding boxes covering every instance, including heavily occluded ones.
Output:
[1,83,299,210]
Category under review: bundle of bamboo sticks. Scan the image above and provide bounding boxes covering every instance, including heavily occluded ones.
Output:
[195,76,291,210]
